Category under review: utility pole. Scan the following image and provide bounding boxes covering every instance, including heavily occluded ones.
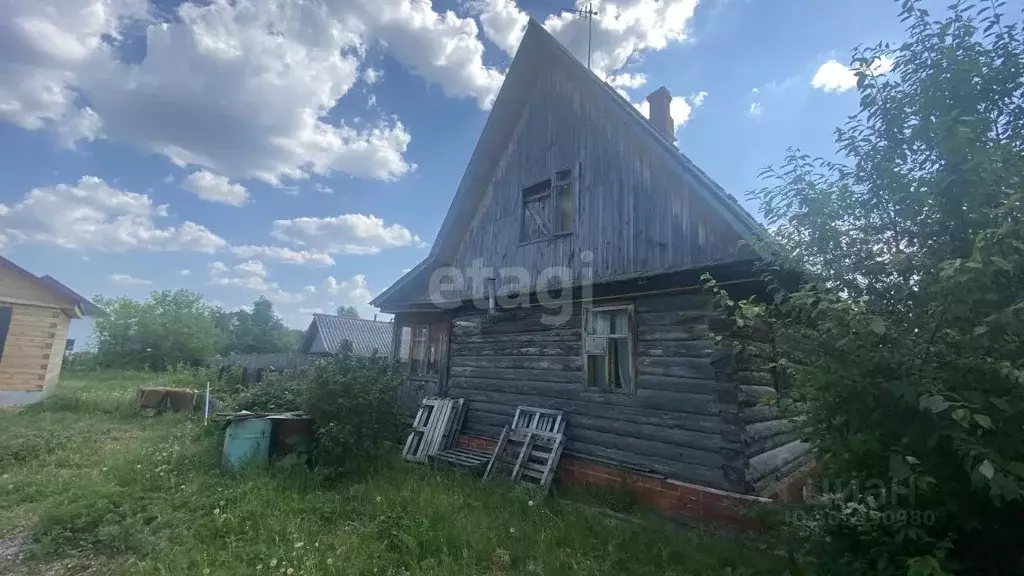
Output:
[563,3,598,70]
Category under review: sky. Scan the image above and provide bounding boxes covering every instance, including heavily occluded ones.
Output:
[0,0,999,346]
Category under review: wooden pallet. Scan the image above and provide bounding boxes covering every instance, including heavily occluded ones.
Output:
[430,447,493,471]
[512,406,565,434]
[402,398,465,462]
[483,426,565,491]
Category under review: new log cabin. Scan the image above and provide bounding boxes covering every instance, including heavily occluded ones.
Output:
[0,255,101,405]
[372,20,811,515]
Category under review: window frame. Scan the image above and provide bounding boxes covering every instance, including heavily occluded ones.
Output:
[397,321,447,380]
[582,304,637,394]
[518,164,578,244]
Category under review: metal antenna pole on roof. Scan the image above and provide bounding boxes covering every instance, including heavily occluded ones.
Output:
[563,3,598,70]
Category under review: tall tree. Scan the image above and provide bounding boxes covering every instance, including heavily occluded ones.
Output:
[93,290,222,369]
[335,305,360,318]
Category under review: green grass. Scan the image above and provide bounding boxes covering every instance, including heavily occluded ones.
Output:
[0,373,792,575]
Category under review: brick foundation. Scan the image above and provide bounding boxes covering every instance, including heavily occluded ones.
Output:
[455,434,767,530]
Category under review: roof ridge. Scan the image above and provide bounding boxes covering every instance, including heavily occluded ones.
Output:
[313,313,390,324]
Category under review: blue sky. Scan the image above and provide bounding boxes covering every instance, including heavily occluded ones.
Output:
[0,0,987,345]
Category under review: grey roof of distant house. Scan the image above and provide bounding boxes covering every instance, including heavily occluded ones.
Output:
[300,314,392,357]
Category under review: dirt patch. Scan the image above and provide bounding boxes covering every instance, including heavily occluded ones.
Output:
[0,533,28,569]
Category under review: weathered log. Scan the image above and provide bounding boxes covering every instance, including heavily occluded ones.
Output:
[632,294,712,313]
[453,342,581,357]
[739,385,777,406]
[737,371,775,389]
[745,432,797,458]
[563,413,730,452]
[453,329,580,345]
[636,340,717,358]
[451,313,581,337]
[566,427,725,469]
[637,325,711,342]
[748,441,811,483]
[564,440,736,492]
[635,375,725,395]
[754,452,815,495]
[741,404,781,423]
[445,387,724,434]
[465,401,518,417]
[743,419,795,442]
[635,310,711,327]
[636,356,715,379]
[449,355,582,371]
[448,366,584,384]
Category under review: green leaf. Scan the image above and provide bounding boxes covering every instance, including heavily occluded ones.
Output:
[905,455,921,465]
[991,257,1012,271]
[952,408,971,427]
[973,414,993,429]
[890,453,912,480]
[991,398,1011,412]
[919,394,950,413]
[869,317,886,335]
[978,460,995,480]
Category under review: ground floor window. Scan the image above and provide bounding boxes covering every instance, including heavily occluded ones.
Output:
[583,305,635,393]
[398,322,446,377]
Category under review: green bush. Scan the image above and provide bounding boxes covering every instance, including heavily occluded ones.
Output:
[228,348,405,476]
[232,370,306,413]
[302,350,405,476]
[728,2,1024,573]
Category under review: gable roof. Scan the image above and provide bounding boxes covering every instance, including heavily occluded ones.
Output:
[373,19,767,309]
[0,254,102,317]
[299,314,392,357]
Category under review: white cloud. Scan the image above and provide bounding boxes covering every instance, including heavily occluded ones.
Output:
[108,273,151,285]
[472,0,699,87]
[230,245,336,267]
[323,273,375,316]
[271,213,420,255]
[183,170,250,206]
[635,95,694,132]
[314,183,334,194]
[179,269,191,276]
[363,67,383,85]
[748,101,762,116]
[608,73,647,90]
[0,0,146,140]
[472,0,529,56]
[0,176,226,252]
[0,0,508,184]
[811,56,894,93]
[207,259,306,303]
[689,91,707,107]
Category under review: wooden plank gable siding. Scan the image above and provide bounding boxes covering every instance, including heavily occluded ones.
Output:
[449,66,748,296]
[0,264,73,310]
[447,292,751,493]
[0,304,68,391]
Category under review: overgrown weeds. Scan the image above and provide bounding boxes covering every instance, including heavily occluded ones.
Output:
[0,373,791,575]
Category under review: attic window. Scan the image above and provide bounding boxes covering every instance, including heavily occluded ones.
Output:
[520,166,576,242]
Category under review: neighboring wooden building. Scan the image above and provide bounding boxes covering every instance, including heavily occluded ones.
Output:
[299,314,393,357]
[372,20,810,520]
[0,255,100,402]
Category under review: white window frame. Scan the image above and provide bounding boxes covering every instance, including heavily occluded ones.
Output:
[582,304,636,394]
[519,164,579,244]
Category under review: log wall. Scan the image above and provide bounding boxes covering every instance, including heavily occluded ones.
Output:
[448,291,757,493]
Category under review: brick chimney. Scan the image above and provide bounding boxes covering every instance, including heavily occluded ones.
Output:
[645,86,675,143]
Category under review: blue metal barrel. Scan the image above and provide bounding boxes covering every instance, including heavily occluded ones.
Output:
[222,418,272,470]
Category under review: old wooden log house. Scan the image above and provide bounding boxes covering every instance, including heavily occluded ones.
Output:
[372,20,811,524]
